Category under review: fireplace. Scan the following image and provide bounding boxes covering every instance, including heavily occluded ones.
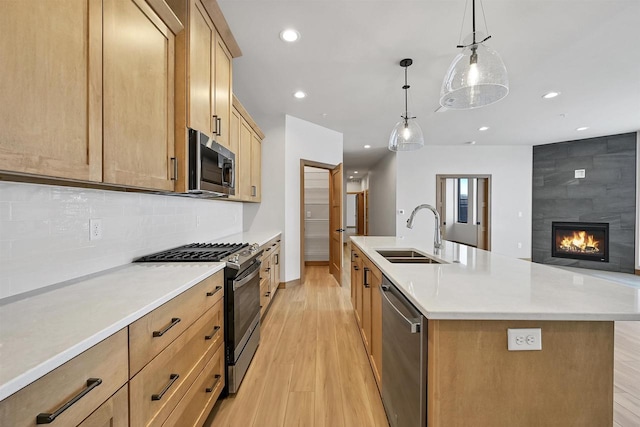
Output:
[551,222,609,262]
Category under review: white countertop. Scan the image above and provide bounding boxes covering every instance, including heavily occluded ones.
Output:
[210,230,281,247]
[0,262,225,401]
[351,236,640,322]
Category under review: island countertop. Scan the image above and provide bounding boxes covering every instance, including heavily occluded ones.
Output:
[350,236,640,321]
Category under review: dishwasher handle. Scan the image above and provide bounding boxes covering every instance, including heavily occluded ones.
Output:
[381,283,421,333]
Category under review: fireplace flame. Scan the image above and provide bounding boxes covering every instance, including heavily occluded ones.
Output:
[559,231,600,253]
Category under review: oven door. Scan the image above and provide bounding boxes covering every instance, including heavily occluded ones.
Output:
[231,260,261,359]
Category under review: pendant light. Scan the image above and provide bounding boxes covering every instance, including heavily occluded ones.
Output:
[389,58,424,152]
[440,0,509,109]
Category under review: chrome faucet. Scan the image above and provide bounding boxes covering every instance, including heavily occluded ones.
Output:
[406,204,443,249]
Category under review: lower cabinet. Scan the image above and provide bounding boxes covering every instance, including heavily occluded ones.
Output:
[351,245,383,389]
[0,271,225,427]
[258,235,282,317]
[78,385,128,427]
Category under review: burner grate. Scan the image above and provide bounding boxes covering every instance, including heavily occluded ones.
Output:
[135,243,249,262]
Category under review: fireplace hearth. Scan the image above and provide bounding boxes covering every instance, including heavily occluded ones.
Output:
[551,222,609,262]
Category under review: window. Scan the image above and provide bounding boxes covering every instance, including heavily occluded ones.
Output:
[457,178,468,223]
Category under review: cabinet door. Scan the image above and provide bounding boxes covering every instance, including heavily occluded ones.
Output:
[188,0,214,136]
[0,0,102,182]
[362,266,372,351]
[228,108,241,199]
[370,272,383,386]
[270,248,280,297]
[78,385,128,427]
[355,257,363,326]
[250,133,262,201]
[213,31,232,148]
[350,250,359,307]
[103,0,175,191]
[239,120,253,200]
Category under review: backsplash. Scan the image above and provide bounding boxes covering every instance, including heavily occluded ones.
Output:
[0,182,242,299]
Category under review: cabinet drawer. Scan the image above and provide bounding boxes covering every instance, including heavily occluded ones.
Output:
[78,384,128,427]
[162,344,224,427]
[0,329,128,427]
[129,300,223,427]
[129,271,223,375]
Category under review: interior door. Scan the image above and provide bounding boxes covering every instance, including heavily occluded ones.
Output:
[477,178,489,250]
[329,163,343,285]
[357,192,365,235]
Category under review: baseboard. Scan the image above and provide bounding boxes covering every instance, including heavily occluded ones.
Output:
[305,261,329,266]
[519,258,532,262]
[279,279,300,289]
[636,269,640,276]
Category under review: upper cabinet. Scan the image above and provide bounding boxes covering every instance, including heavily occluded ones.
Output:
[230,96,263,203]
[103,0,176,191]
[0,0,103,182]
[0,0,182,192]
[172,0,241,192]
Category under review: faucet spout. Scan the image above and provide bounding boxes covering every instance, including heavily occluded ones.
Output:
[406,204,442,249]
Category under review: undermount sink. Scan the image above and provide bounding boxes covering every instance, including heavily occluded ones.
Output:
[376,249,444,264]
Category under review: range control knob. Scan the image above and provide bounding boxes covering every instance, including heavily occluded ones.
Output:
[251,243,260,252]
[230,254,240,263]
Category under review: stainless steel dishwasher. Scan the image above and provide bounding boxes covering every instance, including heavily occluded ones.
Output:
[381,275,427,427]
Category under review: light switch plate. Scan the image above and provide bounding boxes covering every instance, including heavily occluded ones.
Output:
[508,328,542,351]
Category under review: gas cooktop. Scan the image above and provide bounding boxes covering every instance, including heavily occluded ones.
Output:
[135,243,249,262]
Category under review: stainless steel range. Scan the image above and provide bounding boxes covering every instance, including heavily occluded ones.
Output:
[135,242,263,394]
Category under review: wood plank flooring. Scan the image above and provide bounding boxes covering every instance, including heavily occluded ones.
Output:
[205,265,388,427]
[206,243,640,426]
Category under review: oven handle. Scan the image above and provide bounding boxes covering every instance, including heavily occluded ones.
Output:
[233,262,261,291]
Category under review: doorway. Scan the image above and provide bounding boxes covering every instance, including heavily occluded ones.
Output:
[300,160,343,285]
[346,191,366,238]
[436,175,491,250]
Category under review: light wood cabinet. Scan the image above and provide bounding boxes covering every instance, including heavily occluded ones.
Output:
[230,97,264,203]
[271,246,281,298]
[0,0,103,182]
[103,0,176,191]
[351,246,382,388]
[0,329,128,427]
[258,235,282,317]
[188,0,215,137]
[214,31,232,148]
[78,385,128,427]
[250,132,262,201]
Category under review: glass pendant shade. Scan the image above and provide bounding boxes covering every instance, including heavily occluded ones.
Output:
[440,39,509,109]
[388,114,424,151]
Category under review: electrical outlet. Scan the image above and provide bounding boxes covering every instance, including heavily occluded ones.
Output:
[307,211,311,218]
[508,328,542,351]
[517,242,522,249]
[89,219,102,241]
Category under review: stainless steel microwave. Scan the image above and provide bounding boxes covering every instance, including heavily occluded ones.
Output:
[188,128,235,197]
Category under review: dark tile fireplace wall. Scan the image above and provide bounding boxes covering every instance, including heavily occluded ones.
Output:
[532,132,637,273]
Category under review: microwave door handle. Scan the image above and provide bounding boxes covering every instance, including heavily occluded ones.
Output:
[195,137,202,191]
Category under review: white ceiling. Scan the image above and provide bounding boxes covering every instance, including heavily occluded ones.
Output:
[218,0,640,175]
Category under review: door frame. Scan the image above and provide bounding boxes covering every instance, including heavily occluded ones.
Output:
[300,159,342,285]
[436,174,492,251]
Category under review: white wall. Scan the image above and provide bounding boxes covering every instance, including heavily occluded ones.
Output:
[0,181,242,299]
[396,145,533,258]
[368,152,397,236]
[346,194,356,227]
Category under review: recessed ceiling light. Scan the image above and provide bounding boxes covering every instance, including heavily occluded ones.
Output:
[467,140,477,145]
[542,91,560,99]
[293,91,306,99]
[349,176,354,179]
[280,29,300,42]
[478,126,490,131]
[364,145,371,149]
[576,126,589,131]
[354,171,359,174]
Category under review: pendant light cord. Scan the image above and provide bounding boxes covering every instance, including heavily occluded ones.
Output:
[456,0,491,49]
[403,65,408,121]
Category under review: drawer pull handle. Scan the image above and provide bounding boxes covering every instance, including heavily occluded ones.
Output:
[265,291,271,297]
[36,378,102,424]
[151,374,179,401]
[153,318,181,337]
[206,286,222,297]
[206,374,222,393]
[205,325,221,340]
[353,266,359,271]
[364,267,371,288]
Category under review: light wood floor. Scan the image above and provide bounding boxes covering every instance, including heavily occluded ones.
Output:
[205,243,640,426]
[205,265,388,427]
[614,321,640,426]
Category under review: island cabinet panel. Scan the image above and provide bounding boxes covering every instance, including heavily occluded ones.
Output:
[366,260,383,388]
[427,320,614,427]
[103,0,175,191]
[0,0,103,182]
[0,329,128,427]
[78,384,128,427]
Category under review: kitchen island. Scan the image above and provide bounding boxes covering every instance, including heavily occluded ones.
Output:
[351,236,640,427]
